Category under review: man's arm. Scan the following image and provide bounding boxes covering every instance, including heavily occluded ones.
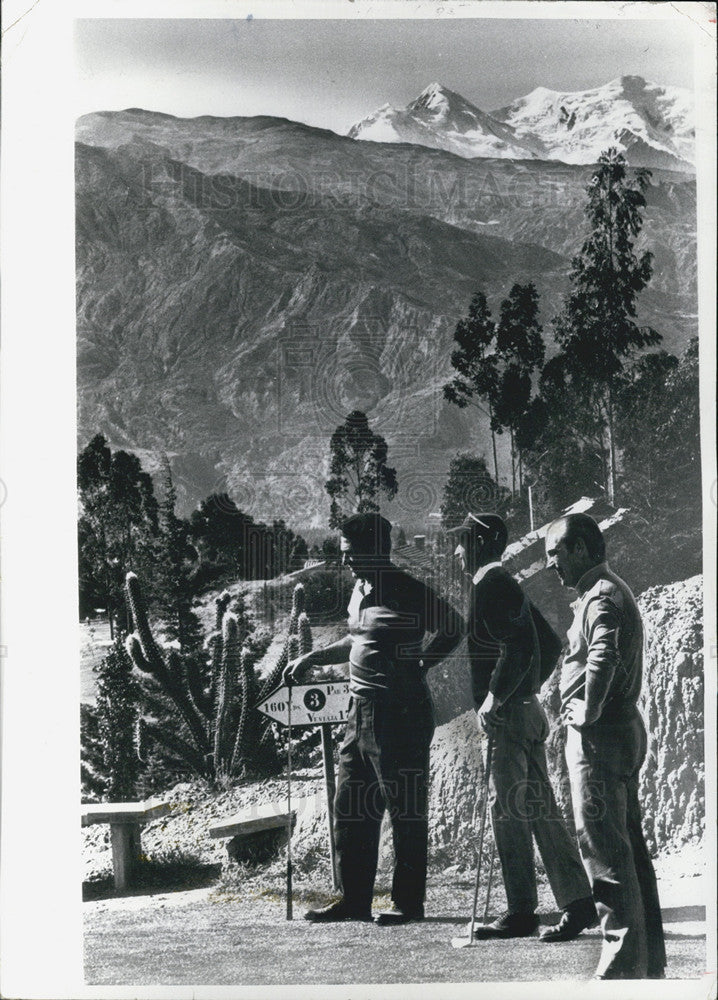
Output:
[283,635,353,685]
[419,590,465,669]
[482,579,536,705]
[564,596,621,727]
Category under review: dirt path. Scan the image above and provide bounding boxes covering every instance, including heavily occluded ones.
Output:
[84,869,708,986]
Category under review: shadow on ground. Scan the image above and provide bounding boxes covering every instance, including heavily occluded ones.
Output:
[83,862,221,902]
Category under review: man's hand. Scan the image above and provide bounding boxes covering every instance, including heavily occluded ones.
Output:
[283,653,314,687]
[562,698,588,728]
[478,692,504,732]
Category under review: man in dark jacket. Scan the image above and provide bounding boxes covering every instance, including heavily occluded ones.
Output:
[545,512,666,979]
[285,512,463,924]
[450,512,595,940]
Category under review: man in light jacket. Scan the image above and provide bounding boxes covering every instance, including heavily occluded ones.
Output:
[545,512,666,979]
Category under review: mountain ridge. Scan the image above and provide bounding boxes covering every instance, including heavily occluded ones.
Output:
[75,108,698,525]
[348,76,694,171]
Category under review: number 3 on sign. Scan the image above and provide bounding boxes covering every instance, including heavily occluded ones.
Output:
[303,689,327,712]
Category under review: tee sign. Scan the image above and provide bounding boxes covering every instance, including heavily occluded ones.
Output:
[257,681,351,728]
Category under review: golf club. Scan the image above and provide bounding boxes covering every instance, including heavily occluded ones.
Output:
[451,734,494,949]
[286,677,293,921]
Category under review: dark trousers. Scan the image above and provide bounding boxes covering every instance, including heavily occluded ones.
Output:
[334,690,435,915]
[565,712,666,979]
[489,696,592,913]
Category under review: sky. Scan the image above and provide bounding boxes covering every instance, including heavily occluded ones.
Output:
[74,15,698,133]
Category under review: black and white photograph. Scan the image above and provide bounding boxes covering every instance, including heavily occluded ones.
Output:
[1,1,716,997]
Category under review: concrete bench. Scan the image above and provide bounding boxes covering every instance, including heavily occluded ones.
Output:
[82,798,172,890]
[210,800,302,862]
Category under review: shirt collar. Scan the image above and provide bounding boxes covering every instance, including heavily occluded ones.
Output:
[575,561,610,597]
[472,561,503,585]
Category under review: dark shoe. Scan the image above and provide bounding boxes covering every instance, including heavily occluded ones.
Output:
[470,910,539,939]
[374,904,425,926]
[304,900,372,922]
[539,896,598,942]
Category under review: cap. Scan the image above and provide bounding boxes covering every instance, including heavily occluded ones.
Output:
[340,512,392,557]
[446,512,508,553]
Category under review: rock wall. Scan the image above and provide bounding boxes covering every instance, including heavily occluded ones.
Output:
[637,575,705,850]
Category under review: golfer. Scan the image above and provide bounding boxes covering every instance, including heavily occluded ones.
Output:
[450,512,596,941]
[284,512,463,924]
[545,512,666,979]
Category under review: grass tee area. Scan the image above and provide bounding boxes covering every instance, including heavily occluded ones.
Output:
[84,864,706,986]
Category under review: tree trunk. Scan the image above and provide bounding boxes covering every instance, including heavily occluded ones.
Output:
[606,388,617,506]
[487,402,500,488]
[509,428,516,499]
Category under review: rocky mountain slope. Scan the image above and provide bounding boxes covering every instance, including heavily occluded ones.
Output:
[350,77,694,171]
[76,109,698,523]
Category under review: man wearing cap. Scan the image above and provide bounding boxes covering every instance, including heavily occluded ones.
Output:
[284,511,463,925]
[545,512,666,979]
[450,512,596,941]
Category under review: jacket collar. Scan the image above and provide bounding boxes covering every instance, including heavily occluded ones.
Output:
[575,561,610,597]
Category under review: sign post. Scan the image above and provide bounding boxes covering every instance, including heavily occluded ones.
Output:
[285,681,293,920]
[257,681,350,892]
[320,724,339,889]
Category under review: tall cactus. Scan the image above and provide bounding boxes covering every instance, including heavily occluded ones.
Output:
[297,611,312,657]
[257,583,305,701]
[125,573,275,784]
[231,646,258,773]
[213,612,242,781]
[124,573,308,785]
[125,572,210,762]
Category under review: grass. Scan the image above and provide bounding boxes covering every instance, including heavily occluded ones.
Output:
[84,875,707,986]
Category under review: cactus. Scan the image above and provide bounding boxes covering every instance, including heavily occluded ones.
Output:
[135,716,149,763]
[124,574,311,786]
[124,574,275,784]
[231,646,258,774]
[213,612,242,781]
[257,583,305,701]
[297,612,312,657]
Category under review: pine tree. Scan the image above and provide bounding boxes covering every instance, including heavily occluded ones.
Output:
[552,148,661,503]
[324,410,398,529]
[443,291,500,484]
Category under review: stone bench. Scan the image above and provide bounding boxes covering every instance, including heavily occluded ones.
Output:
[82,798,172,890]
[209,800,305,863]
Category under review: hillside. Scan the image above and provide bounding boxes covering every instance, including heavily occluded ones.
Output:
[76,109,698,524]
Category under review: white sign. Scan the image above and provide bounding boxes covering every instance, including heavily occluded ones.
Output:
[257,681,351,727]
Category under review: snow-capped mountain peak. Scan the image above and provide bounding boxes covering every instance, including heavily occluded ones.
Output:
[348,83,542,160]
[491,76,694,169]
[348,76,694,170]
